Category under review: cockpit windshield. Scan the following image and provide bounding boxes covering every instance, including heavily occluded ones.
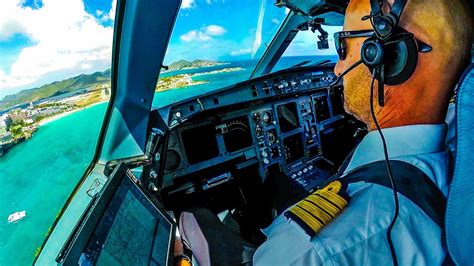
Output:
[152,0,287,108]
[272,26,342,72]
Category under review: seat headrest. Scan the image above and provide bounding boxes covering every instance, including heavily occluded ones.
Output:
[445,64,474,265]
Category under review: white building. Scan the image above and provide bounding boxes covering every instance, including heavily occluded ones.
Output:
[0,128,13,144]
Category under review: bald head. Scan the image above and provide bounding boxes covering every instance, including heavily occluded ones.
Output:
[335,0,472,130]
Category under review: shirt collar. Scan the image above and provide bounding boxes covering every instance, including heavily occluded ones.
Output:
[344,124,448,174]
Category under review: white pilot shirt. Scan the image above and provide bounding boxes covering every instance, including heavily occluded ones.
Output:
[253,124,450,265]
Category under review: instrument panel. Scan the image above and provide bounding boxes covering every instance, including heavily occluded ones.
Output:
[147,65,363,206]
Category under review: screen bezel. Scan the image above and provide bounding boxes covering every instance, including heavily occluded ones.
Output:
[59,163,176,265]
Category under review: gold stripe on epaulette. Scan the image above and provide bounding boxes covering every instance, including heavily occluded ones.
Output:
[285,181,349,237]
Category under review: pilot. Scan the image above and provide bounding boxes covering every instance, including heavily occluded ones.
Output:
[177,0,472,265]
[252,0,472,265]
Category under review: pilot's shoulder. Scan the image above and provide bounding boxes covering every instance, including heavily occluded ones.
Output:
[312,182,443,264]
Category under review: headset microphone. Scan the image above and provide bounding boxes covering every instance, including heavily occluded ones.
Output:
[329,60,363,89]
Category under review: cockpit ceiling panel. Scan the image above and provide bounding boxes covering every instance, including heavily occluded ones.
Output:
[277,0,347,15]
[278,0,324,14]
[315,11,344,26]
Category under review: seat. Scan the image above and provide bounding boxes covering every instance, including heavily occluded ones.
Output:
[179,208,255,266]
[445,64,474,265]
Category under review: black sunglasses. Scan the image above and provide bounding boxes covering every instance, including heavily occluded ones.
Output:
[334,30,374,60]
[334,29,433,60]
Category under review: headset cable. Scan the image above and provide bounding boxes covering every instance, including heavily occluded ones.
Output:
[370,69,400,266]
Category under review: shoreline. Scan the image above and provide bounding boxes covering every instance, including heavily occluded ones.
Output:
[37,101,108,127]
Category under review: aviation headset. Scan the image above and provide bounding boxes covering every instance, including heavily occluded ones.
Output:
[361,0,417,105]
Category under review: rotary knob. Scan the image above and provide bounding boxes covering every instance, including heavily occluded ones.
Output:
[253,112,261,122]
[262,112,272,124]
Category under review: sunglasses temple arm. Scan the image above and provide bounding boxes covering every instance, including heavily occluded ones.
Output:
[416,39,432,53]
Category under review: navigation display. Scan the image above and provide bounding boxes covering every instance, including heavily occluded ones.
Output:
[277,102,300,133]
[79,170,175,266]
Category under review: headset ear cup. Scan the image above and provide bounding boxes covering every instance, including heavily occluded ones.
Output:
[384,36,418,85]
[361,37,385,67]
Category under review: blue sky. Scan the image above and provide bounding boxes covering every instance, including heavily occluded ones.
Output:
[0,0,338,100]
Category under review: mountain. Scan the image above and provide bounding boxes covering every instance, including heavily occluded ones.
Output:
[0,69,111,110]
[0,59,224,111]
[167,59,224,70]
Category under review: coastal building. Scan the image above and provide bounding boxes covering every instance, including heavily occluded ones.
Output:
[0,114,13,129]
[9,109,28,123]
[26,109,39,120]
[0,127,13,144]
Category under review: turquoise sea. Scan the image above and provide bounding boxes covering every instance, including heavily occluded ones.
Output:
[0,56,336,264]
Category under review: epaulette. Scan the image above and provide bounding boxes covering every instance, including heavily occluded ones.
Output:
[284,180,350,237]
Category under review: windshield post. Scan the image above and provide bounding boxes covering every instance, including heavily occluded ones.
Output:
[250,11,306,78]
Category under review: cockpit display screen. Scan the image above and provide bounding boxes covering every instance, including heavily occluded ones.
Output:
[76,167,175,265]
[277,102,300,133]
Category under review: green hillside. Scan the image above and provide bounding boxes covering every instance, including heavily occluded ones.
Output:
[167,59,223,70]
[0,69,111,110]
[0,59,222,111]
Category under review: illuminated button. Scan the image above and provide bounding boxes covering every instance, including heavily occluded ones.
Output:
[308,165,314,170]
[261,150,268,157]
[291,174,297,179]
[303,168,308,173]
[263,158,270,164]
[297,171,303,176]
[173,111,182,119]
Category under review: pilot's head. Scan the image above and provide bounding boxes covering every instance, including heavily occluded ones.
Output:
[334,0,472,130]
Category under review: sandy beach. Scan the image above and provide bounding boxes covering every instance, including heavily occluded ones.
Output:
[38,101,108,126]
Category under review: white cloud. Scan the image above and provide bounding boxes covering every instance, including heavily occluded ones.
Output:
[109,0,117,20]
[230,48,252,56]
[204,25,226,36]
[0,0,114,91]
[180,25,227,42]
[205,0,226,4]
[181,0,195,9]
[180,30,211,42]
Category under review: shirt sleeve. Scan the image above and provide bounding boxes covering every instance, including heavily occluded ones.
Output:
[253,219,325,265]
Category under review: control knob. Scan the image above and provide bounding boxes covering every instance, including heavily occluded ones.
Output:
[255,124,263,136]
[253,112,261,122]
[262,112,272,124]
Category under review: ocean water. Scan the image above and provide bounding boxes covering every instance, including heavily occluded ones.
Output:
[0,57,336,264]
[0,103,107,265]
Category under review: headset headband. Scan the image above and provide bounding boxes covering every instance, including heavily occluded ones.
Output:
[369,0,407,37]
